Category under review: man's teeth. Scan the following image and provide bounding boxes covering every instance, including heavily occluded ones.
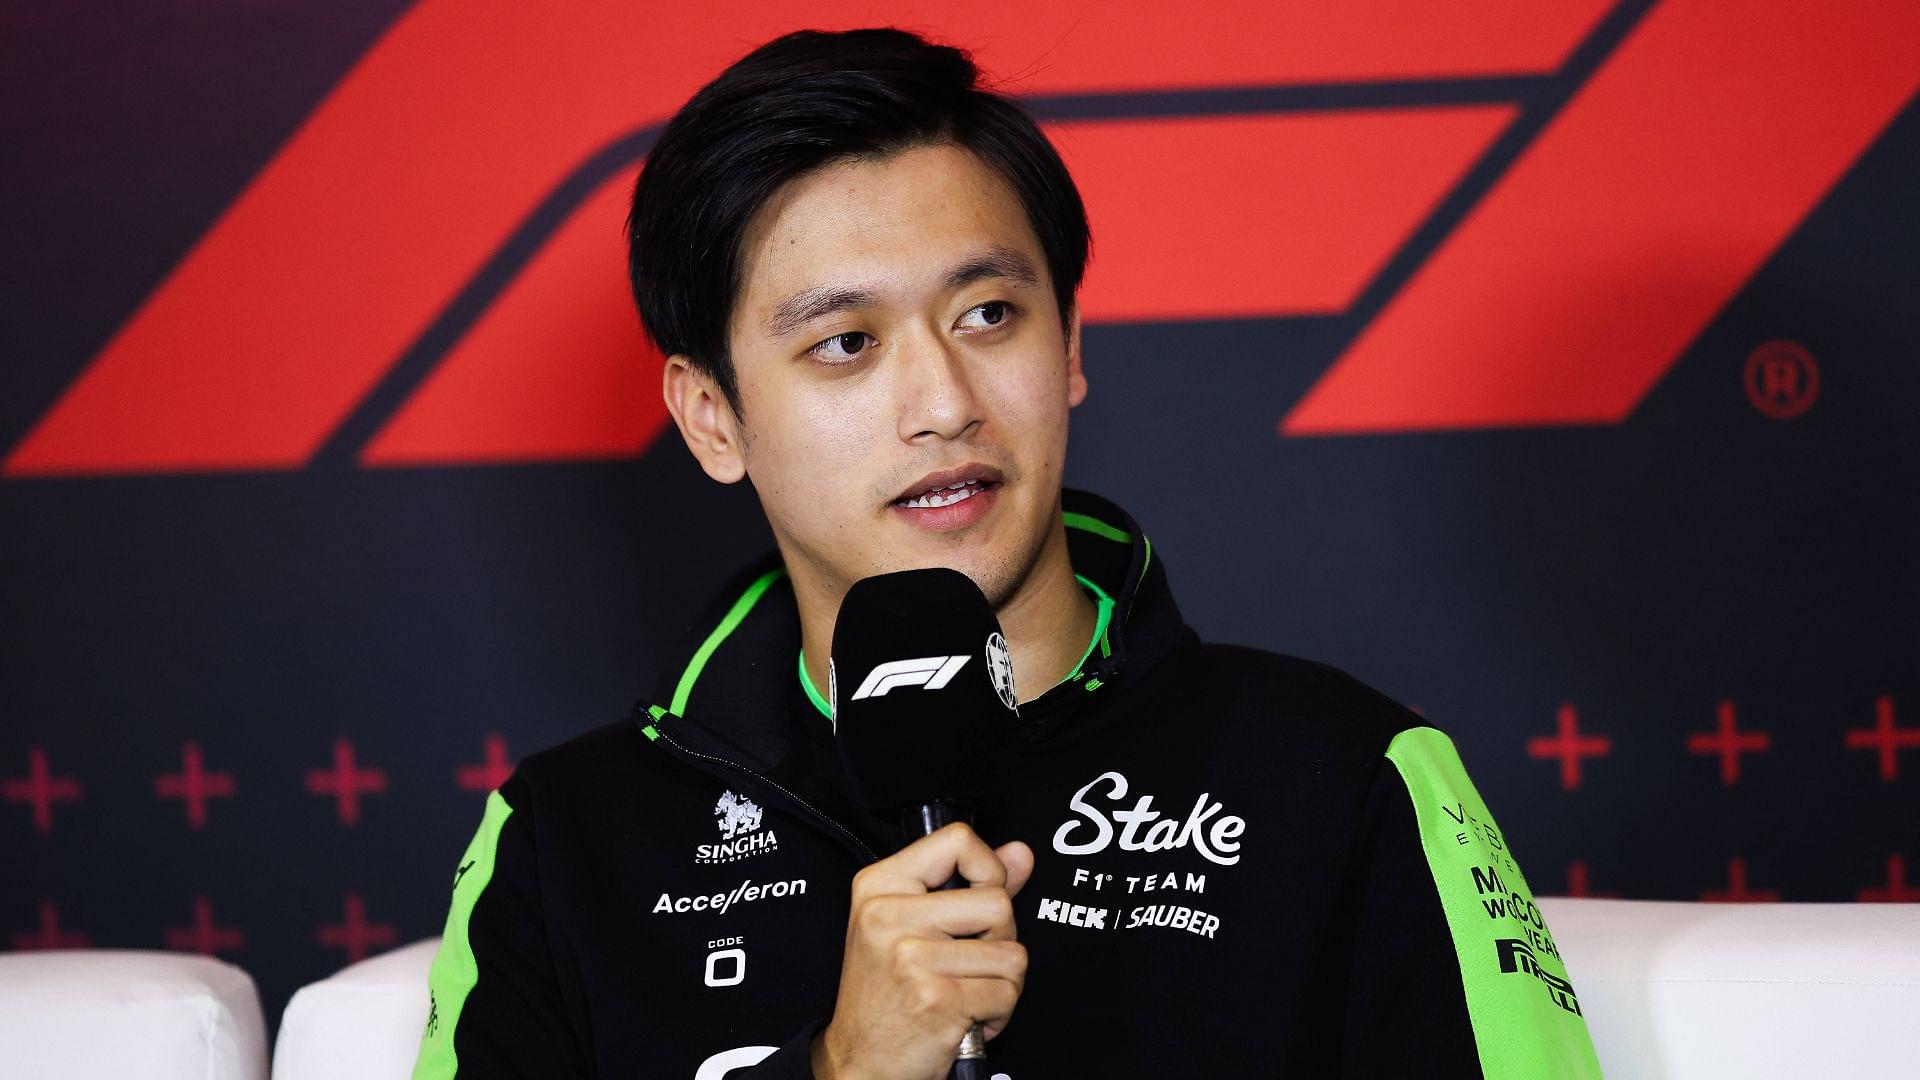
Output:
[899,479,987,509]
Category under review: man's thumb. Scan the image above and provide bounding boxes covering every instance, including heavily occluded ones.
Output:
[995,840,1036,896]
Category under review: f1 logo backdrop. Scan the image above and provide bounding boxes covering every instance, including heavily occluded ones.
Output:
[7,0,1917,473]
[4,0,1916,1034]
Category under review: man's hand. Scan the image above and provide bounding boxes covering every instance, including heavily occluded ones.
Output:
[809,822,1035,1080]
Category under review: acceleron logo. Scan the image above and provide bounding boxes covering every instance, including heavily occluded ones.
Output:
[5,0,1916,477]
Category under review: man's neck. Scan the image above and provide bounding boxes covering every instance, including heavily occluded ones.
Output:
[794,515,1096,708]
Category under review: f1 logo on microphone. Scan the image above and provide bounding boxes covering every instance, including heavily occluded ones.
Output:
[850,656,970,700]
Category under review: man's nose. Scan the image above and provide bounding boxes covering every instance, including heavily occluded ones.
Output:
[894,326,983,442]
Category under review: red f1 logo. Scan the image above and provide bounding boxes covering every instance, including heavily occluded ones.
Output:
[6,0,1916,477]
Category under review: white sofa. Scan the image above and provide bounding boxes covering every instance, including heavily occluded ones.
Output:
[268,898,1920,1079]
[271,939,442,1080]
[15,899,1910,1078]
[1547,897,1920,1077]
[0,948,267,1080]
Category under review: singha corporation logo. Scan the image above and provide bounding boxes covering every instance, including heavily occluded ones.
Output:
[714,790,763,840]
[697,790,778,865]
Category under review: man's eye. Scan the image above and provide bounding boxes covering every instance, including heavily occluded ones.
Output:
[809,331,872,363]
[959,301,1014,330]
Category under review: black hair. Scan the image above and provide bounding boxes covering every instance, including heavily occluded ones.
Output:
[625,26,1091,419]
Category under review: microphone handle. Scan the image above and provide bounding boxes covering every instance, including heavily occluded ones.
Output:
[949,1060,993,1080]
[898,801,993,1075]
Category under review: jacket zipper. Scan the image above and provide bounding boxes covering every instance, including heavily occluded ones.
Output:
[643,709,880,864]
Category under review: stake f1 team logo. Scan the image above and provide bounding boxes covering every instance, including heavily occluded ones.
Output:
[5,0,1917,476]
[1052,770,1248,866]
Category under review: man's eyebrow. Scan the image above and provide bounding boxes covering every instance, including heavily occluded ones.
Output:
[762,247,1041,339]
[764,285,880,340]
[941,246,1040,293]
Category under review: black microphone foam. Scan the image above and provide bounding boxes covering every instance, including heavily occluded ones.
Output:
[829,567,1019,821]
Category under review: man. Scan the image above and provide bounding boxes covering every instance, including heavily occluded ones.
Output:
[412,26,1604,1079]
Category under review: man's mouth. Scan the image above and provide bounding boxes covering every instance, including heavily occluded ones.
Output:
[890,463,1006,510]
[894,478,997,509]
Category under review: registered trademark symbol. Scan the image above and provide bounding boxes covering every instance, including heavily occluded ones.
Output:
[1743,340,1819,419]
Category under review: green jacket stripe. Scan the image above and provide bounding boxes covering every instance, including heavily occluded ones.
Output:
[412,789,514,1080]
[1384,727,1604,1079]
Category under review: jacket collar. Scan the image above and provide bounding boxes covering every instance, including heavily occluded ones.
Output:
[639,487,1195,772]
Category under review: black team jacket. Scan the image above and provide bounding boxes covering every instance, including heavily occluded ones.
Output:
[411,488,1604,1078]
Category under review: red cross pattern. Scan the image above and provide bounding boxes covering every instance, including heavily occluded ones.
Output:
[456,733,515,792]
[317,891,398,964]
[154,741,236,829]
[1526,703,1612,791]
[1563,860,1619,898]
[305,738,388,826]
[3,747,82,834]
[1701,856,1780,902]
[1687,700,1770,786]
[1845,695,1917,781]
[1859,855,1920,902]
[10,899,90,950]
[164,895,245,956]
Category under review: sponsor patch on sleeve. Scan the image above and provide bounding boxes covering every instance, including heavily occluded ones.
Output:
[1384,727,1604,1080]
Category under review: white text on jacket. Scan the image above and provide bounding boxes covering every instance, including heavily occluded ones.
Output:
[1051,770,1247,866]
[652,877,808,916]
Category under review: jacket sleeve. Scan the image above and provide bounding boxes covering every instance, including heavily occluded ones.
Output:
[412,778,591,1080]
[1340,726,1605,1079]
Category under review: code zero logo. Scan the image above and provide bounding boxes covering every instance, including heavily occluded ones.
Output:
[5,1,1914,476]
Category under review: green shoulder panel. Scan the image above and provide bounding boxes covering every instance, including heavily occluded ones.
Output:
[1383,727,1605,1079]
[412,789,514,1080]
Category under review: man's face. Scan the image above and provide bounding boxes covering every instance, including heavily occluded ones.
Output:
[718,141,1085,607]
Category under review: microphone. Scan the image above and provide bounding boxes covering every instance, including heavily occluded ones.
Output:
[830,567,1020,1079]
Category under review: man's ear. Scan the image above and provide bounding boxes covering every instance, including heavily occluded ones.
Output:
[662,354,747,484]
[1065,300,1088,408]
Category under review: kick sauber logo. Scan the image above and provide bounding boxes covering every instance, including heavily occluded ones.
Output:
[697,790,778,866]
